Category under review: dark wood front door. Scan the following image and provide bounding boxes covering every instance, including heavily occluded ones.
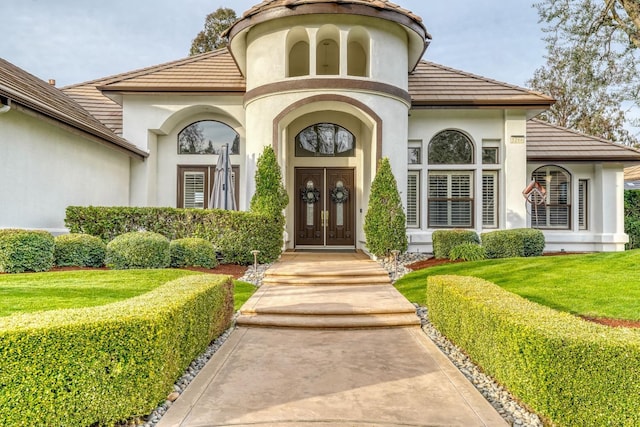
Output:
[295,168,355,247]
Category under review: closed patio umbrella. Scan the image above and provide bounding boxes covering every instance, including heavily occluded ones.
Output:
[209,144,237,210]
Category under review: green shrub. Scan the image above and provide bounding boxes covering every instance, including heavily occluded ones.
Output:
[54,233,106,267]
[0,274,233,426]
[427,275,640,426]
[625,190,640,249]
[65,206,282,265]
[364,157,408,257]
[481,228,545,258]
[431,229,480,259]
[250,146,289,218]
[106,232,170,269]
[449,243,486,261]
[0,229,54,273]
[170,237,218,268]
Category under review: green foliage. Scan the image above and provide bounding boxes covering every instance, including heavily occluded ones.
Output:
[106,232,170,270]
[529,0,639,146]
[449,243,485,261]
[364,157,408,257]
[431,229,480,259]
[189,7,237,55]
[0,274,233,426]
[170,237,218,269]
[0,229,54,273]
[427,275,640,426]
[233,280,257,311]
[65,206,283,264]
[250,146,289,218]
[481,228,545,259]
[54,233,106,267]
[625,190,640,249]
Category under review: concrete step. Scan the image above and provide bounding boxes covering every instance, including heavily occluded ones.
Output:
[238,284,419,329]
[262,275,390,286]
[236,312,420,329]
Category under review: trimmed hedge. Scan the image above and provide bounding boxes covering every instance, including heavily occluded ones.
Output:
[432,229,480,259]
[481,228,545,258]
[106,232,170,270]
[54,233,106,267]
[427,275,640,426]
[0,229,54,273]
[65,206,283,265]
[170,237,218,268]
[0,274,234,426]
[625,190,640,250]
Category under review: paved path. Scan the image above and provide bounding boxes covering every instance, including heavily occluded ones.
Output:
[158,252,506,427]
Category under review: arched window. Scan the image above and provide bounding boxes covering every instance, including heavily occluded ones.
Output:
[428,130,474,164]
[347,28,369,77]
[531,165,571,229]
[427,130,475,228]
[295,123,355,157]
[287,28,310,77]
[178,121,239,155]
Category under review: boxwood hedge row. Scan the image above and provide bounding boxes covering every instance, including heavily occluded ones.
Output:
[65,206,283,264]
[432,229,480,259]
[0,229,55,273]
[427,275,640,426]
[0,274,234,426]
[481,228,545,258]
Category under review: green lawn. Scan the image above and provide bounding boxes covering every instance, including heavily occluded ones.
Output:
[0,269,257,317]
[395,250,640,321]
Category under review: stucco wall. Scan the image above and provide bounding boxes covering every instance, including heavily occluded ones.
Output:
[0,109,131,232]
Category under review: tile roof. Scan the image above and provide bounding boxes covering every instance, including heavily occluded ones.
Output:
[0,58,146,159]
[625,165,640,181]
[527,119,640,162]
[409,61,554,107]
[63,80,123,135]
[96,49,245,93]
[240,0,423,24]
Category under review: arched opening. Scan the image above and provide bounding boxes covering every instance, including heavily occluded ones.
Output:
[287,27,310,77]
[347,28,369,77]
[316,26,340,75]
[428,130,474,164]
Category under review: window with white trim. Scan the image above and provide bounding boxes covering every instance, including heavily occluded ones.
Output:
[184,171,206,209]
[579,179,588,230]
[407,171,420,228]
[531,166,571,229]
[428,171,473,228]
[482,171,498,228]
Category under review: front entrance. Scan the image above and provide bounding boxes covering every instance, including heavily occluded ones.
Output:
[295,168,355,247]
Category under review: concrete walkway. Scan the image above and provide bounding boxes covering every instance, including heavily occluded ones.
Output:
[158,252,507,427]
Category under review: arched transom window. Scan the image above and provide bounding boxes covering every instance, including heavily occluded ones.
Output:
[178,120,239,155]
[428,130,474,164]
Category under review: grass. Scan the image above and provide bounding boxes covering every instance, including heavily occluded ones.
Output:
[0,269,257,317]
[234,280,257,310]
[395,250,640,321]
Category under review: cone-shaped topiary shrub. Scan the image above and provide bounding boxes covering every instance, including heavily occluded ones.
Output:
[54,233,106,267]
[364,157,408,258]
[250,146,289,218]
[106,232,170,269]
[170,237,218,268]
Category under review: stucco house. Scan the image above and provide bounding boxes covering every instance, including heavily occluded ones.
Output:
[2,0,640,253]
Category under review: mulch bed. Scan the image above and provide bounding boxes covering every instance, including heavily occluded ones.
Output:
[405,255,640,329]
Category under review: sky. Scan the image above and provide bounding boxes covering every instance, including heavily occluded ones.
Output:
[0,0,546,89]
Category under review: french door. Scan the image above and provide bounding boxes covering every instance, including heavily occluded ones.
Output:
[295,168,355,247]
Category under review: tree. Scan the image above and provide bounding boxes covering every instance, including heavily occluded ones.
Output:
[250,146,289,218]
[189,7,237,55]
[364,157,408,258]
[528,0,640,146]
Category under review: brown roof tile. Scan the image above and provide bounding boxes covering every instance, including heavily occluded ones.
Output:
[410,61,554,107]
[527,119,640,162]
[97,49,246,92]
[63,82,123,135]
[0,58,146,159]
[240,0,423,24]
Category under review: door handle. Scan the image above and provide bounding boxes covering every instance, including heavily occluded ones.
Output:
[325,210,329,225]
